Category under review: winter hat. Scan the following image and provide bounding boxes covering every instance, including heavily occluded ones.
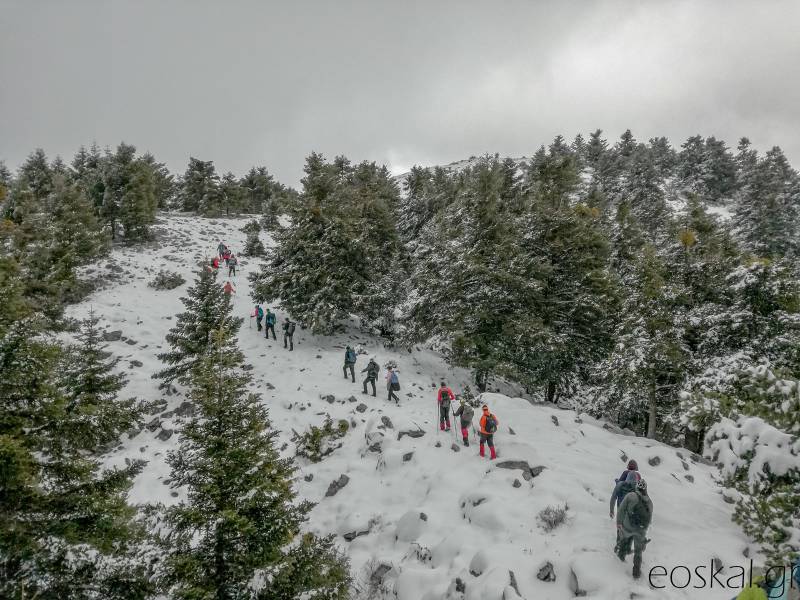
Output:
[627,460,638,471]
[440,381,446,387]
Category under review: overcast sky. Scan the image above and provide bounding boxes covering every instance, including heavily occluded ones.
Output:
[1,0,798,186]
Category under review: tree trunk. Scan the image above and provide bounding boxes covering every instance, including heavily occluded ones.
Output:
[545,380,556,403]
[475,370,487,393]
[647,379,657,438]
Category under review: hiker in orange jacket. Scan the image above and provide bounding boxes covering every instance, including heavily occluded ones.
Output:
[223,281,235,295]
[478,404,498,460]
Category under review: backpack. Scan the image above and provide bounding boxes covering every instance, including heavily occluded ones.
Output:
[390,371,399,389]
[367,362,379,377]
[629,492,652,529]
[484,414,497,434]
[439,389,451,408]
[256,306,264,319]
[287,322,296,335]
[346,349,356,363]
[266,313,275,325]
[617,480,637,503]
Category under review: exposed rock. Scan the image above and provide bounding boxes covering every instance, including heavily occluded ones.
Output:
[160,410,175,419]
[455,577,466,593]
[469,550,489,577]
[356,403,368,413]
[419,512,428,521]
[156,428,173,441]
[370,563,392,587]
[102,330,122,342]
[681,460,690,471]
[325,474,350,497]
[551,415,559,426]
[126,425,144,439]
[343,529,370,542]
[512,479,522,488]
[175,401,196,417]
[129,359,143,368]
[324,395,335,404]
[146,417,161,432]
[508,570,521,597]
[303,473,313,482]
[690,452,714,466]
[451,443,461,452]
[348,395,357,403]
[537,561,556,582]
[149,400,168,415]
[125,338,137,345]
[434,441,441,448]
[508,427,516,435]
[170,491,179,498]
[402,451,414,462]
[496,460,546,481]
[242,363,254,371]
[684,474,694,483]
[397,428,425,440]
[265,382,275,390]
[620,451,628,463]
[648,456,661,467]
[381,416,394,429]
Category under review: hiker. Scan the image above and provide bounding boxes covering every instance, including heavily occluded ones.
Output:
[616,479,653,579]
[610,460,641,518]
[211,256,220,270]
[453,398,474,446]
[255,304,264,331]
[282,318,295,351]
[223,247,232,265]
[228,254,238,276]
[386,366,400,404]
[223,280,235,295]
[264,308,277,340]
[217,241,226,258]
[437,382,455,431]
[361,357,379,396]
[343,345,357,383]
[478,404,498,460]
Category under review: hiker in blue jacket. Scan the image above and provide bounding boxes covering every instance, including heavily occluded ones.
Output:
[264,308,277,340]
[343,346,357,383]
[386,366,400,403]
[255,305,264,332]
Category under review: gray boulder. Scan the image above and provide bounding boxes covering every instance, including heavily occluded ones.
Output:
[325,474,350,497]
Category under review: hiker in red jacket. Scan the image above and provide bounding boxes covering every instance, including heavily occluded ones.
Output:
[211,256,220,270]
[437,382,454,431]
[223,248,232,265]
[223,281,235,295]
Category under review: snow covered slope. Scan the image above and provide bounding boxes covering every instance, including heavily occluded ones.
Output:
[68,214,751,600]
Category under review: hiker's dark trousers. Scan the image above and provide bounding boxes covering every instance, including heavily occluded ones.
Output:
[265,324,276,339]
[343,363,355,382]
[284,334,293,350]
[363,376,376,395]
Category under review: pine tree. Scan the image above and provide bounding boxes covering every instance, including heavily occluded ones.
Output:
[102,143,137,240]
[140,152,175,209]
[219,171,243,216]
[17,148,54,203]
[241,166,278,222]
[59,312,147,452]
[159,330,350,599]
[179,157,220,214]
[119,159,158,241]
[243,229,265,257]
[155,265,242,385]
[0,319,153,599]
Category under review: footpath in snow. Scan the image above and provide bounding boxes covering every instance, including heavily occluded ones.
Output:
[69,214,751,600]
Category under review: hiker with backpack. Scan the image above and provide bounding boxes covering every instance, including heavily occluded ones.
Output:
[228,254,238,276]
[610,460,641,518]
[212,256,220,270]
[478,404,498,460]
[223,281,235,295]
[616,479,653,579]
[223,248,232,265]
[264,308,277,340]
[217,242,226,258]
[386,366,400,404]
[361,358,379,396]
[255,305,264,331]
[453,398,474,446]
[343,346,357,383]
[437,382,455,431]
[282,318,295,351]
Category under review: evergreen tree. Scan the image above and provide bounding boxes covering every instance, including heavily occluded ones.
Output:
[159,330,350,599]
[155,265,242,385]
[0,319,153,599]
[243,229,265,257]
[119,159,158,241]
[59,312,147,452]
[102,143,137,239]
[241,166,278,222]
[140,152,175,209]
[17,148,54,203]
[71,143,106,211]
[219,171,243,216]
[179,157,220,214]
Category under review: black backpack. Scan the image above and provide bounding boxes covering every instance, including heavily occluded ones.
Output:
[484,414,497,434]
[287,322,295,335]
[439,390,451,408]
[630,492,652,529]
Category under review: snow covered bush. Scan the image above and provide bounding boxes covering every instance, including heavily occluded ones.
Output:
[705,416,800,563]
[241,219,261,234]
[538,504,569,533]
[292,415,350,462]
[243,229,265,256]
[148,269,185,290]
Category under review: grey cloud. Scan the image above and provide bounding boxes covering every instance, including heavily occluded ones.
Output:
[1,0,798,187]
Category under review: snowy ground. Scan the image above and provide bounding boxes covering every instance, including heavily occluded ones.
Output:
[68,214,752,600]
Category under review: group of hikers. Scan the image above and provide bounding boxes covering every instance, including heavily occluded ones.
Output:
[209,241,238,295]
[343,347,501,460]
[252,303,296,350]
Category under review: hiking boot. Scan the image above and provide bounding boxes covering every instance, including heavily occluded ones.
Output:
[632,565,641,579]
[463,438,469,447]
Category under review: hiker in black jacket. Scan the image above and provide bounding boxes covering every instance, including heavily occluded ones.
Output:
[361,358,379,396]
[282,318,295,351]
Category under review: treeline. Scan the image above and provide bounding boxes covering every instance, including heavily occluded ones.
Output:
[251,131,800,562]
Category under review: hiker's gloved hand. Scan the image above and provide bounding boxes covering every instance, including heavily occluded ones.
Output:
[609,510,614,519]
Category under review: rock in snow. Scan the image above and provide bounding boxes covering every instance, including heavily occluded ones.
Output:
[325,474,350,497]
[537,561,556,582]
